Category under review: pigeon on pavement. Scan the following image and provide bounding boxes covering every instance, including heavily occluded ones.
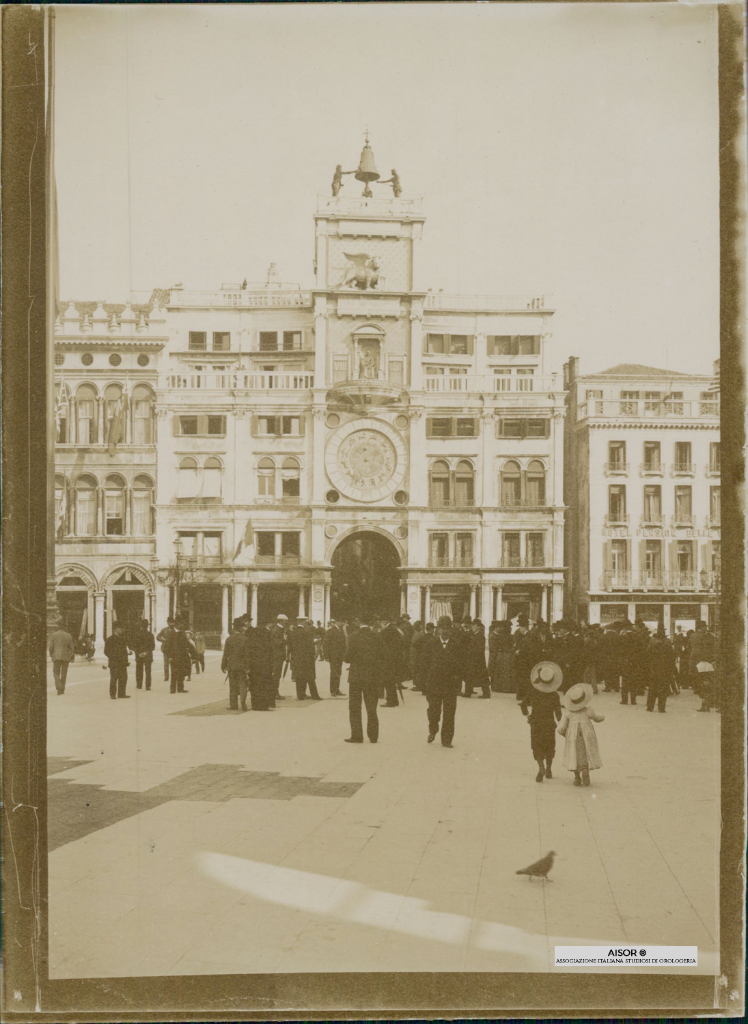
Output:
[516,850,555,880]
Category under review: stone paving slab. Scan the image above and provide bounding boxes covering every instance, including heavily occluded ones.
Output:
[47,657,719,977]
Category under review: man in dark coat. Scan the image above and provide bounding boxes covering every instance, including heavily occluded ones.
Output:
[134,618,156,690]
[169,619,196,693]
[344,622,382,743]
[269,614,289,700]
[646,629,676,713]
[599,625,622,692]
[323,620,347,696]
[398,615,414,683]
[379,620,406,706]
[104,624,131,699]
[423,616,463,747]
[246,624,275,709]
[221,619,250,711]
[410,622,427,691]
[290,620,321,700]
[156,617,176,682]
[489,620,515,693]
[619,626,642,705]
[463,621,490,698]
[688,621,716,711]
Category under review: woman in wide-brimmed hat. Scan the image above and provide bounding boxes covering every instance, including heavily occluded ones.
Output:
[519,662,564,782]
[557,683,605,787]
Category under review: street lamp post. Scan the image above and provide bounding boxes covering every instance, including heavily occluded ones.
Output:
[151,538,199,626]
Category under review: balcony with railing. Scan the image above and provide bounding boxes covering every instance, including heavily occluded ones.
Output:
[423,373,557,394]
[671,461,695,477]
[578,399,718,422]
[169,288,312,308]
[705,462,721,477]
[498,497,550,510]
[330,367,402,402]
[255,554,302,566]
[428,555,475,568]
[705,515,721,530]
[497,557,547,569]
[164,372,314,391]
[316,193,424,217]
[671,513,695,527]
[429,497,476,508]
[424,292,549,312]
[604,461,629,476]
[639,513,665,527]
[640,461,665,476]
[601,570,715,592]
[604,513,629,527]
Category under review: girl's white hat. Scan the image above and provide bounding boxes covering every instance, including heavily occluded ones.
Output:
[563,683,594,711]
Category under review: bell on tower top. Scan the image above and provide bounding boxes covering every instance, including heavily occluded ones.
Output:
[331,133,402,199]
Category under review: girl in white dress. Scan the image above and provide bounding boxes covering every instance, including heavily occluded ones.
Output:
[557,683,605,786]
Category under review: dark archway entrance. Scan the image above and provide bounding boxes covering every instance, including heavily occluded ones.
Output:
[331,531,401,624]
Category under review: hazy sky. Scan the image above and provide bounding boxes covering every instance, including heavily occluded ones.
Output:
[55,3,719,376]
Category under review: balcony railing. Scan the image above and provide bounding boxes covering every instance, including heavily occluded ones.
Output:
[424,293,548,312]
[640,462,665,476]
[578,399,718,421]
[497,557,547,569]
[255,554,301,566]
[705,515,721,529]
[671,461,695,476]
[604,513,629,526]
[429,497,476,508]
[604,461,629,475]
[428,555,475,568]
[705,462,721,477]
[164,372,314,391]
[639,513,664,526]
[671,513,695,527]
[423,373,557,394]
[601,570,714,592]
[499,497,549,509]
[169,289,312,308]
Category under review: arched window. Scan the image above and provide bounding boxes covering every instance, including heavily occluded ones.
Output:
[132,474,154,535]
[103,385,125,448]
[55,384,70,443]
[281,457,300,502]
[257,457,275,497]
[454,460,475,506]
[203,457,223,499]
[429,460,450,507]
[55,474,69,538]
[501,460,521,506]
[76,384,97,444]
[104,473,126,535]
[75,474,98,536]
[131,384,155,444]
[526,460,546,506]
[178,457,198,499]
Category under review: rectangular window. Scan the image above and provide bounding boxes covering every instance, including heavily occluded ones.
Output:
[207,415,226,435]
[77,400,95,444]
[677,540,694,573]
[620,391,639,416]
[586,389,603,414]
[105,490,124,536]
[188,332,207,351]
[427,417,456,438]
[455,417,476,437]
[611,539,628,574]
[527,532,545,566]
[487,335,539,356]
[281,533,300,562]
[710,486,721,524]
[700,391,719,415]
[179,416,198,436]
[429,533,449,566]
[76,489,96,536]
[674,486,692,521]
[644,391,662,414]
[282,476,300,499]
[257,416,277,435]
[499,419,524,438]
[643,485,662,522]
[608,441,626,467]
[212,331,230,352]
[502,532,521,567]
[133,400,152,444]
[256,532,275,560]
[282,416,300,436]
[178,533,197,558]
[709,442,720,473]
[259,331,279,352]
[674,441,692,471]
[454,533,474,566]
[282,331,302,351]
[496,418,549,438]
[643,441,661,470]
[425,333,473,355]
[608,485,626,521]
[133,492,150,535]
[178,415,225,436]
[668,391,684,415]
[645,540,662,576]
[203,534,222,564]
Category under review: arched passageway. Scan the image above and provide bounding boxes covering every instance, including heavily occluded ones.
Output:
[330,531,401,624]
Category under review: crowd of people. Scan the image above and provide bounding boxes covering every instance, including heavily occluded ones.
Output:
[49,609,719,784]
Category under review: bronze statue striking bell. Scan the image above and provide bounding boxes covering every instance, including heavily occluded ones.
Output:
[355,141,380,184]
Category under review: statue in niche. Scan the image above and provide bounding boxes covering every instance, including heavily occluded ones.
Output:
[358,342,380,380]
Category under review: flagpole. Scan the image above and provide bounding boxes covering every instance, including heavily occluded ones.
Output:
[46,5,61,635]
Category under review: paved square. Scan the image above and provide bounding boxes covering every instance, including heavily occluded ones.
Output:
[47,654,719,977]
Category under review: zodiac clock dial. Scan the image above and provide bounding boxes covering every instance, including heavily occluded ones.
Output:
[325,418,407,503]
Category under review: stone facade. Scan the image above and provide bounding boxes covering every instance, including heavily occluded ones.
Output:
[55,187,566,649]
[563,358,720,632]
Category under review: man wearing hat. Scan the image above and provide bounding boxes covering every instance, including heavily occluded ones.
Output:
[520,662,564,781]
[557,683,605,786]
[423,616,463,747]
[270,613,289,700]
[323,619,347,696]
[222,618,251,711]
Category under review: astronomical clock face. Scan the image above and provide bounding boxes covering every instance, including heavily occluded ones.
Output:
[325,418,407,503]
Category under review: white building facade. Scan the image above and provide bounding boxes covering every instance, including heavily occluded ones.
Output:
[564,359,720,632]
[55,162,566,648]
